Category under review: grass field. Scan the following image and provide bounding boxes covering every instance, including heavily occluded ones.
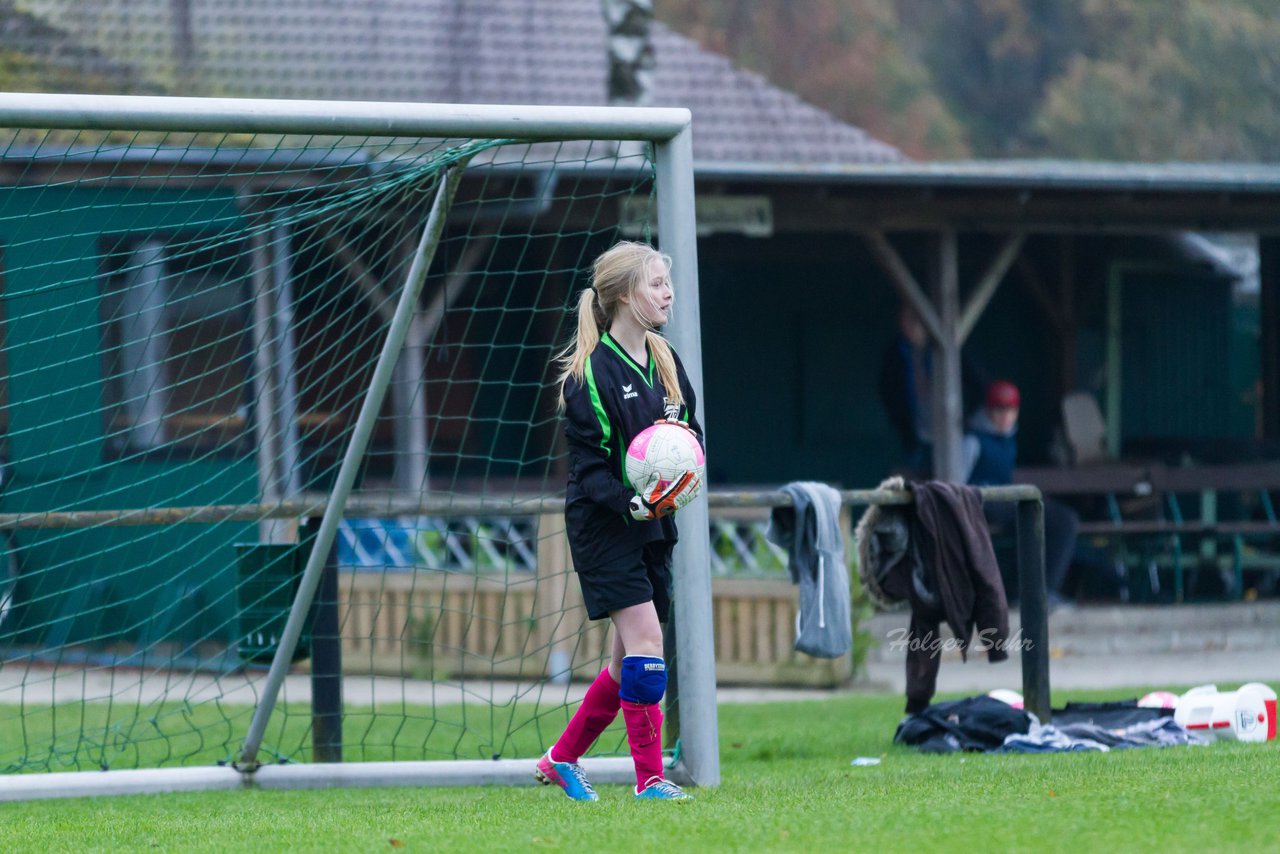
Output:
[0,688,1277,853]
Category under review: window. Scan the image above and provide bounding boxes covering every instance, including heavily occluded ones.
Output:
[98,234,253,458]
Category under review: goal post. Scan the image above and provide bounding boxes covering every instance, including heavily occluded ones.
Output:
[652,124,720,787]
[0,93,717,798]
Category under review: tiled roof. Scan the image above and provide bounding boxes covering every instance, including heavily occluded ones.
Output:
[10,0,903,166]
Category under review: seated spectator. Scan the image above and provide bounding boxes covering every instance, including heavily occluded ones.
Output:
[962,380,1080,608]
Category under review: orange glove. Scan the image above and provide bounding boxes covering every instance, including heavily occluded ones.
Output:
[629,470,703,521]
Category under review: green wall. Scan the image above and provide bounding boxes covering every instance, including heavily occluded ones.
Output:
[696,233,903,488]
[1,185,258,647]
[695,232,1251,488]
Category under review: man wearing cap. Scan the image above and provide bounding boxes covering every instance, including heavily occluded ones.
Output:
[963,380,1079,608]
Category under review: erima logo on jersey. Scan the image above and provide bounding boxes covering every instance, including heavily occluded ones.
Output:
[622,383,638,400]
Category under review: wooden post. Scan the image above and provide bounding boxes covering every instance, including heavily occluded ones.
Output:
[1058,236,1078,396]
[836,504,855,684]
[957,231,1024,344]
[1106,264,1124,458]
[1016,498,1051,723]
[306,519,343,763]
[932,230,965,483]
[534,512,573,683]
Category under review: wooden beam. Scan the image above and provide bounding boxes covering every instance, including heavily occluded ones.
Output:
[399,232,492,491]
[1058,235,1078,393]
[863,230,943,341]
[248,226,285,543]
[932,229,965,483]
[1105,264,1123,458]
[417,236,494,344]
[958,231,1025,343]
[325,234,398,325]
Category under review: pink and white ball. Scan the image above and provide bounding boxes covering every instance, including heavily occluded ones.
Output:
[987,689,1024,710]
[625,422,705,501]
[1138,691,1180,709]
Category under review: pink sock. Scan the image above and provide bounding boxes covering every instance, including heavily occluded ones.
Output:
[621,700,664,790]
[551,668,621,764]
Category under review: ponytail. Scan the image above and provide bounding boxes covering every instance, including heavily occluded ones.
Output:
[555,287,604,409]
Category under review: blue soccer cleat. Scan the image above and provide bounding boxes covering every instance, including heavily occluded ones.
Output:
[535,751,598,801]
[634,776,693,801]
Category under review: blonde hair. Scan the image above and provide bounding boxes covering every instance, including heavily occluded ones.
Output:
[556,241,684,410]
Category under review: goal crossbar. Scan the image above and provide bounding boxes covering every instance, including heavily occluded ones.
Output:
[0,92,692,142]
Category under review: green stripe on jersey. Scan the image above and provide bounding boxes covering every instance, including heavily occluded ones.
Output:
[583,356,612,456]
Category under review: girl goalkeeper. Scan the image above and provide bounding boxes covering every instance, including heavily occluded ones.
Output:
[536,241,704,801]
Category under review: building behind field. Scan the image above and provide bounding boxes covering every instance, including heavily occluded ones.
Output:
[6,1,1270,488]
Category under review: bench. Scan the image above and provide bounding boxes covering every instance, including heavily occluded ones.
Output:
[1014,462,1280,602]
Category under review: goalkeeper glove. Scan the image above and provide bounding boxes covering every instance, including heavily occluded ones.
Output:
[629,470,703,521]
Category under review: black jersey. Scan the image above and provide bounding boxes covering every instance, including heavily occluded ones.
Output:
[562,331,704,570]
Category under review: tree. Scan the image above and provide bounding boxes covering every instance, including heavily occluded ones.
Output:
[1034,0,1280,160]
[0,1,139,95]
[895,0,1086,156]
[659,0,1280,162]
[656,0,969,158]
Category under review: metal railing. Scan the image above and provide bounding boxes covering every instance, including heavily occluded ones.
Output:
[708,484,1050,721]
[0,482,1051,724]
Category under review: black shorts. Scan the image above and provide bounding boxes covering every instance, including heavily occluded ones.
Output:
[576,541,674,623]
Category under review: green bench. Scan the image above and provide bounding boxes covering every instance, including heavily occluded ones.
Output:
[1015,462,1280,602]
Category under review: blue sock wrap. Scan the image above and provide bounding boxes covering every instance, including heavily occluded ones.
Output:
[618,655,667,705]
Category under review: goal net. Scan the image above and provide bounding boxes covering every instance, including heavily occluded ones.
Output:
[0,95,715,797]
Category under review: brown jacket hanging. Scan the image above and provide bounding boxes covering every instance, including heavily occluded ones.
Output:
[856,479,1009,714]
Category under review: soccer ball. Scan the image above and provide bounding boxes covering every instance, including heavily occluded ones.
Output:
[625,422,705,504]
[987,689,1024,709]
[1138,691,1180,709]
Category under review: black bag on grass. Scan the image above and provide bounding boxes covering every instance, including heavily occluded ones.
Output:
[894,695,1032,753]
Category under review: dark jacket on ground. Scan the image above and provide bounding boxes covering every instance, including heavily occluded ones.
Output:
[894,695,1032,753]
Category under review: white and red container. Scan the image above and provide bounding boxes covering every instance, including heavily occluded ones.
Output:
[1174,683,1277,743]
